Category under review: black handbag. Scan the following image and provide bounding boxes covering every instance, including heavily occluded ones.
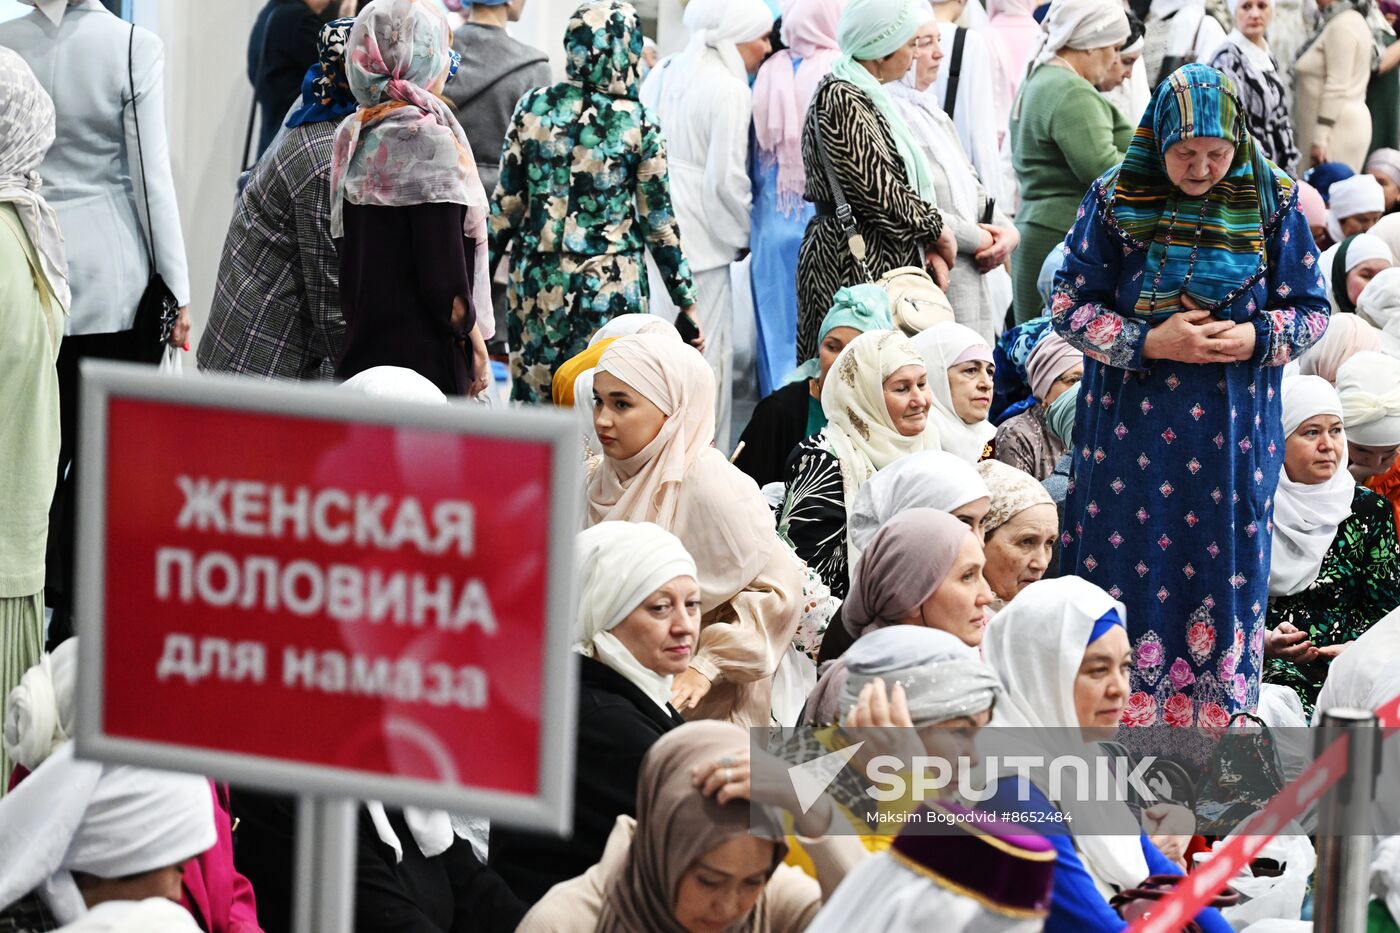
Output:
[126,25,178,364]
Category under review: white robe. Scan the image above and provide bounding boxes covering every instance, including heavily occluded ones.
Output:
[640,46,755,451]
[931,23,1005,205]
[640,47,753,274]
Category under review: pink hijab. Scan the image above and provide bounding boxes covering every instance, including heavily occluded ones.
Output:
[751,0,847,214]
[987,0,1039,114]
[1297,181,1327,232]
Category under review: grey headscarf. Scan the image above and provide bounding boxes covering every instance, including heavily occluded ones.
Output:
[837,626,1002,726]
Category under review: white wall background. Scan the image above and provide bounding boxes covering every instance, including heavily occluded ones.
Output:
[1,0,686,351]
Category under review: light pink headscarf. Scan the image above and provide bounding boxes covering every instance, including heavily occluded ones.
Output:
[751,0,847,214]
[1296,180,1327,231]
[1299,314,1382,384]
[987,0,1039,121]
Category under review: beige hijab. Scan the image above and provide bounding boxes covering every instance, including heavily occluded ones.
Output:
[819,330,936,515]
[586,335,774,612]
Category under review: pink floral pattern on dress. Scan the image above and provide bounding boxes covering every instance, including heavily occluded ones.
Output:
[1123,692,1158,726]
[1163,694,1193,727]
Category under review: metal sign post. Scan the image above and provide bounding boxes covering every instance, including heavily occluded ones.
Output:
[294,796,358,933]
[1312,707,1379,933]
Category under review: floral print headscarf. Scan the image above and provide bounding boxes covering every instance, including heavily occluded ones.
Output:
[564,0,644,101]
[330,0,487,234]
[329,0,490,316]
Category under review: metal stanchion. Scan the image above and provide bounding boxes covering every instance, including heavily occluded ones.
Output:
[1312,708,1380,933]
[293,795,357,933]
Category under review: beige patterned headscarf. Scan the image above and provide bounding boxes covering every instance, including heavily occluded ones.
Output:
[818,330,937,519]
[977,460,1054,537]
[0,48,69,316]
[586,334,774,612]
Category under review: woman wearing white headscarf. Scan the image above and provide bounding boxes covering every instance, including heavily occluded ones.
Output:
[1142,0,1226,86]
[0,744,214,927]
[1,637,283,933]
[1007,0,1132,321]
[890,5,1018,344]
[928,0,1008,204]
[1326,174,1387,242]
[911,321,997,461]
[1319,232,1394,315]
[846,449,991,569]
[1263,375,1400,715]
[977,460,1057,607]
[1339,350,1400,525]
[586,334,804,726]
[1358,267,1400,357]
[981,576,1235,933]
[0,47,66,796]
[642,0,775,447]
[778,330,935,599]
[491,522,699,903]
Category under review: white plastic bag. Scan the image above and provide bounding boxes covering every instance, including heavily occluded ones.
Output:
[1373,836,1400,927]
[158,344,183,375]
[1255,684,1314,828]
[770,644,817,728]
[1209,825,1315,930]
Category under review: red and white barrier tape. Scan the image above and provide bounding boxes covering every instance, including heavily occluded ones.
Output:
[1126,691,1400,933]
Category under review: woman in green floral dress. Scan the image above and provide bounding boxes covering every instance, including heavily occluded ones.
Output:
[1265,376,1400,715]
[489,0,698,404]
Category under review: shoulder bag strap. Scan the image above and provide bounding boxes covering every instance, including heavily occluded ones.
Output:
[127,25,157,278]
[944,27,967,119]
[242,11,273,171]
[812,110,875,283]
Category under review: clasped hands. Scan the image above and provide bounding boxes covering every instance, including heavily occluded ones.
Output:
[1142,295,1255,365]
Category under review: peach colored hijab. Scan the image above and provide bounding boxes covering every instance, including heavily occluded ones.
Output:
[586,335,775,612]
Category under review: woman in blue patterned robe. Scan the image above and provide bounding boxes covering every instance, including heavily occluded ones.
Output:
[1052,65,1330,727]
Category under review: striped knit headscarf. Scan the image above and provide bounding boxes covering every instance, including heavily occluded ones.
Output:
[1105,63,1290,323]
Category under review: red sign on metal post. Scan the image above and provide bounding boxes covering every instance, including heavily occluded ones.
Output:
[73,362,581,833]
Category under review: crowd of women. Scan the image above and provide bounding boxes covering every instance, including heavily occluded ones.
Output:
[5,0,1400,928]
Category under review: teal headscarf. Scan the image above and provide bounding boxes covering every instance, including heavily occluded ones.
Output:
[829,0,936,202]
[784,284,895,384]
[1046,382,1079,446]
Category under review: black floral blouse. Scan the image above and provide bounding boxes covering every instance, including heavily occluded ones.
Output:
[777,438,849,600]
[1265,486,1400,714]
